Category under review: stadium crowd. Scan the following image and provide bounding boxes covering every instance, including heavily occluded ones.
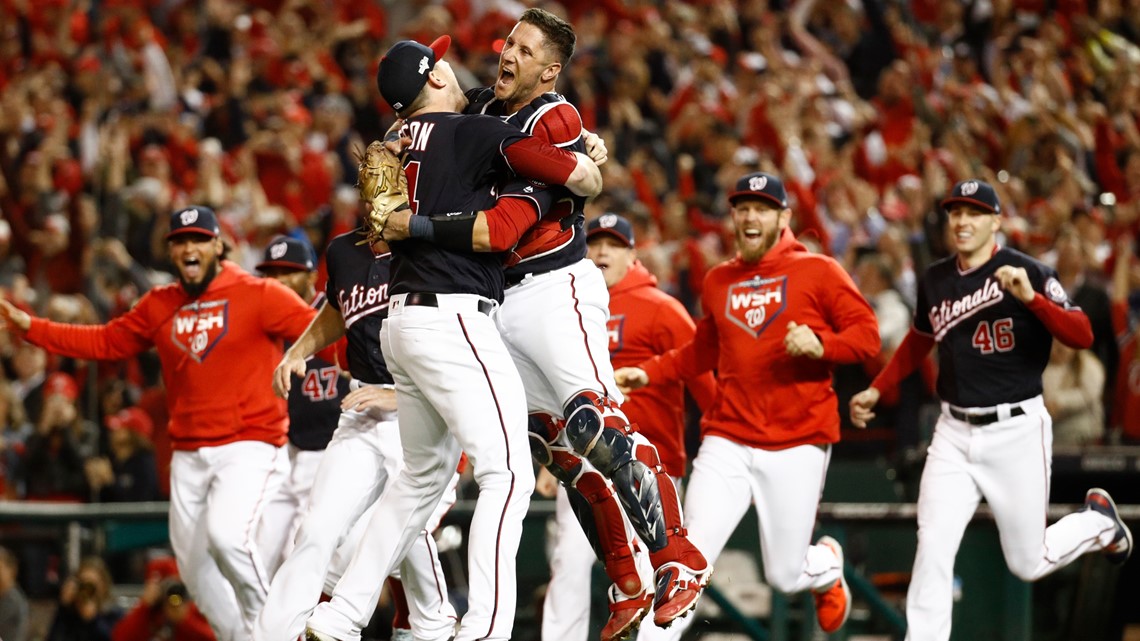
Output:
[0,0,1139,635]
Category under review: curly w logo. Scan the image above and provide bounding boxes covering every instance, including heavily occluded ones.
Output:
[726,276,787,338]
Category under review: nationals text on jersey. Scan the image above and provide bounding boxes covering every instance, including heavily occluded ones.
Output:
[338,283,389,327]
[928,276,1003,340]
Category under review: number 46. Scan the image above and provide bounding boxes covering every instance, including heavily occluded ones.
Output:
[972,318,1015,353]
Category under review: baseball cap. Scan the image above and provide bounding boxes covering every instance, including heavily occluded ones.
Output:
[377,36,451,113]
[44,372,78,401]
[166,206,220,239]
[107,407,154,439]
[256,236,315,272]
[586,213,635,248]
[941,179,1000,214]
[728,172,788,208]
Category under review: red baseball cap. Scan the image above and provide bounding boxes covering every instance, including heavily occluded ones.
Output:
[107,407,154,439]
[44,372,79,401]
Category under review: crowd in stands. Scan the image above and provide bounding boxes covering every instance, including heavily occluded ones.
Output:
[0,0,1139,610]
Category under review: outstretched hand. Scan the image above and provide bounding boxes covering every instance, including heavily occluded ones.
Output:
[849,387,882,429]
[273,351,307,398]
[0,298,31,332]
[613,367,649,395]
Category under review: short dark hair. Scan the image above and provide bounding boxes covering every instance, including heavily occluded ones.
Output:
[519,8,575,66]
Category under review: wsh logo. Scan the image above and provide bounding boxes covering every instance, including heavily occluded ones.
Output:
[725,276,787,338]
[171,300,229,362]
[606,315,625,354]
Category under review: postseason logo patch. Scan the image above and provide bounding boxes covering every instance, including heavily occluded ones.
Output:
[725,276,787,338]
[1044,277,1069,305]
[171,300,229,362]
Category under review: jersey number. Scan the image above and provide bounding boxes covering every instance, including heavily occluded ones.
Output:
[404,160,421,215]
[971,318,1015,354]
[301,367,340,401]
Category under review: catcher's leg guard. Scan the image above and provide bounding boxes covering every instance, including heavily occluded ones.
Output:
[571,470,643,597]
[631,436,706,570]
[563,392,667,552]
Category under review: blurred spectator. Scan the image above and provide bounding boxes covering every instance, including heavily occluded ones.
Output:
[46,557,123,641]
[0,546,29,641]
[86,407,160,503]
[1043,341,1106,446]
[112,557,216,641]
[18,372,92,502]
[0,378,31,498]
[1110,236,1140,443]
[7,342,47,426]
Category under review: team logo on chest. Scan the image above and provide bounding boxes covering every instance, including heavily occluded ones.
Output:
[607,315,625,354]
[726,276,787,338]
[171,300,229,362]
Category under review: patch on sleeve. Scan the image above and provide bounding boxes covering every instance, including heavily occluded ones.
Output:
[1044,277,1069,304]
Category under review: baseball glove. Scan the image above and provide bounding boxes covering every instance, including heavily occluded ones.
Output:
[355,140,408,245]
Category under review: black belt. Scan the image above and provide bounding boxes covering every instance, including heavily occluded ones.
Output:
[505,272,532,288]
[948,405,1025,426]
[404,292,494,315]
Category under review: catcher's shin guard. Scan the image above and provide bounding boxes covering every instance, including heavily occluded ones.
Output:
[631,436,706,569]
[564,392,667,552]
[570,470,643,596]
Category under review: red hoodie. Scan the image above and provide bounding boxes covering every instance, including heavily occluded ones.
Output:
[24,261,316,450]
[642,229,879,450]
[607,261,716,476]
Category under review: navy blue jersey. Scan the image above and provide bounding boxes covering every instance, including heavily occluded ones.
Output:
[915,247,1079,407]
[392,112,530,301]
[287,292,348,450]
[466,89,588,281]
[325,229,394,385]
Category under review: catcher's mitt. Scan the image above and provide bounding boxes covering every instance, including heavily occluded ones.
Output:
[355,140,408,245]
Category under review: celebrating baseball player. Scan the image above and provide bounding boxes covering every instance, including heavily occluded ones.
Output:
[253,228,457,641]
[617,172,881,638]
[0,207,317,641]
[849,179,1132,641]
[379,11,713,639]
[253,236,348,577]
[527,213,716,641]
[304,34,604,641]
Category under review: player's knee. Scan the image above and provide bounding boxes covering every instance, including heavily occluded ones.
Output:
[206,520,251,563]
[764,562,805,594]
[1004,550,1043,582]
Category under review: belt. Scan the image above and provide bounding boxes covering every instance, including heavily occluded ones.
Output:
[404,292,494,315]
[947,405,1025,426]
[505,272,534,288]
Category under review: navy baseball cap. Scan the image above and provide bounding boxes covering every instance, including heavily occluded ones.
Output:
[166,206,220,239]
[377,36,451,113]
[728,172,788,208]
[941,179,1000,214]
[257,236,315,272]
[587,213,635,247]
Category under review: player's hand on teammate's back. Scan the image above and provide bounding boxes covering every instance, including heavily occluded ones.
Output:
[0,298,31,332]
[849,387,881,429]
[583,131,608,166]
[534,467,559,499]
[994,265,1035,303]
[273,351,308,398]
[784,321,824,359]
[613,367,649,394]
[341,385,397,414]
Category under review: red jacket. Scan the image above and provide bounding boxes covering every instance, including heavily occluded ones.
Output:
[642,229,879,450]
[608,262,716,477]
[25,261,316,451]
[112,600,217,641]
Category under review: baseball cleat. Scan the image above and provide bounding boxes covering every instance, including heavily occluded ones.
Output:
[304,628,340,641]
[601,583,653,641]
[1083,488,1133,565]
[391,628,414,641]
[813,536,851,633]
[651,561,711,628]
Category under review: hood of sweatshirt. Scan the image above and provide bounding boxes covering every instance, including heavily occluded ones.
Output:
[609,260,658,297]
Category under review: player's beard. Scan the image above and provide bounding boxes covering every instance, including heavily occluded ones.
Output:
[179,256,220,298]
[737,226,780,263]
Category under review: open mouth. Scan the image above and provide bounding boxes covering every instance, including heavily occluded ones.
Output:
[742,229,762,239]
[182,257,201,279]
[497,67,516,88]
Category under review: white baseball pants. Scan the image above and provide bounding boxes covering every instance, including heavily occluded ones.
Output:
[308,295,534,641]
[905,396,1120,641]
[258,444,323,578]
[639,436,842,641]
[253,408,457,641]
[169,440,287,641]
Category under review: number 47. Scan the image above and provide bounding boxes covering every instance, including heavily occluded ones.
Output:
[972,318,1015,353]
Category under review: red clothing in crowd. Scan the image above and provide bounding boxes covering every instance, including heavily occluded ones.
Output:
[642,228,880,449]
[23,261,316,451]
[1111,300,1140,440]
[607,261,716,477]
[112,599,217,641]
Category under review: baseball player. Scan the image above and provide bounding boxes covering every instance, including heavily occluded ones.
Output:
[254,236,348,577]
[304,34,603,641]
[849,179,1133,641]
[616,173,882,638]
[0,207,316,641]
[254,230,457,641]
[380,12,712,638]
[530,213,718,641]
